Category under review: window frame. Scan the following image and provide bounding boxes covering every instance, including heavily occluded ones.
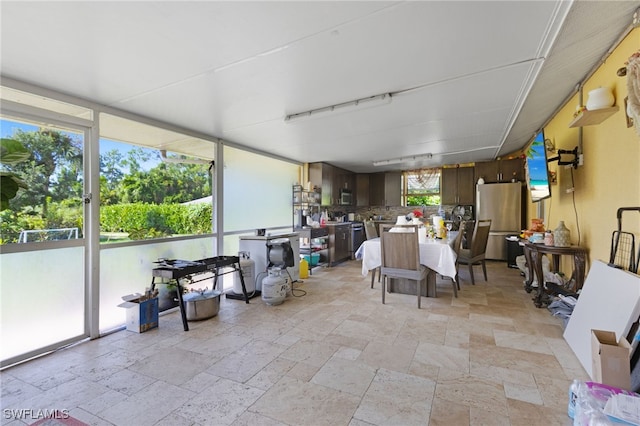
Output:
[402,168,442,206]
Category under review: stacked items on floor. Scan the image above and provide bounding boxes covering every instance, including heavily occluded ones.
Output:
[563,259,640,424]
[569,380,639,425]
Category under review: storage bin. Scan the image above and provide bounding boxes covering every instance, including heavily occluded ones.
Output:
[303,252,320,266]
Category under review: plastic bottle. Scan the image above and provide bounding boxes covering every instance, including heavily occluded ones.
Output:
[299,257,309,279]
[567,379,579,419]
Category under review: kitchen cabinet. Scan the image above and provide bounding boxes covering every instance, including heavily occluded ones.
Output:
[332,167,355,206]
[328,223,350,266]
[474,158,524,184]
[309,162,354,206]
[369,172,401,206]
[309,162,335,206]
[441,166,475,205]
[356,174,370,206]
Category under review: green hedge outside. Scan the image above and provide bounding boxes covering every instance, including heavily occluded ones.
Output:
[100,203,212,237]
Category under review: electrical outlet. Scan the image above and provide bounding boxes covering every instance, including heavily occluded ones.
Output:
[566,187,575,193]
[578,154,584,166]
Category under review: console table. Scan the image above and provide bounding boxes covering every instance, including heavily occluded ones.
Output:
[522,242,587,307]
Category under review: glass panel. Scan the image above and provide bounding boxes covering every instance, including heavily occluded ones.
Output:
[0,119,85,244]
[404,168,441,206]
[99,236,215,332]
[99,122,214,243]
[0,246,84,363]
[222,148,300,292]
[0,114,87,366]
[223,146,300,233]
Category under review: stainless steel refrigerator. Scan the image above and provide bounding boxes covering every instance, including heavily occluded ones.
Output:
[476,182,522,260]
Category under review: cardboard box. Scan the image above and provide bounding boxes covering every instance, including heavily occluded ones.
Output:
[591,329,632,390]
[118,294,159,333]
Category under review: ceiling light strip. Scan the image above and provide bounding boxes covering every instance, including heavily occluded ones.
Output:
[372,146,499,167]
[284,93,392,122]
[373,153,433,167]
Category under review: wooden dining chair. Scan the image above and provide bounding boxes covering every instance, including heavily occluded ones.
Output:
[364,220,378,240]
[460,220,475,249]
[457,219,491,285]
[448,224,466,296]
[379,224,429,308]
[364,220,380,288]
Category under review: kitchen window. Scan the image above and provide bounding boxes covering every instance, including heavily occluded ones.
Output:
[403,168,441,206]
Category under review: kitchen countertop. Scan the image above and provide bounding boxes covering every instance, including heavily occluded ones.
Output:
[239,232,300,241]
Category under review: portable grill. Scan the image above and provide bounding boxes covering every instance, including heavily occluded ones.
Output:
[151,256,249,331]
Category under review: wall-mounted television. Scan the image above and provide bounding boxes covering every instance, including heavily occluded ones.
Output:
[525,130,551,203]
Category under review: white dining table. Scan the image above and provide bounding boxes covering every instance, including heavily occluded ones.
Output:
[355,235,458,281]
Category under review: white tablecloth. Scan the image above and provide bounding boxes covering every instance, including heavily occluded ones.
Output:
[355,237,458,280]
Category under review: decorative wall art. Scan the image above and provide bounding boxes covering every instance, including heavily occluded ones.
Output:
[625,50,640,136]
[625,96,634,128]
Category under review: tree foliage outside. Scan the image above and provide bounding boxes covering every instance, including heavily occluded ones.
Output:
[0,126,213,244]
[0,137,30,210]
[406,195,441,206]
[8,129,83,216]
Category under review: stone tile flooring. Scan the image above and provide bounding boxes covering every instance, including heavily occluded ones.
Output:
[1,260,587,425]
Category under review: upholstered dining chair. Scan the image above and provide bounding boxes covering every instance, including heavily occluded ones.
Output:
[456,219,491,285]
[364,220,380,288]
[379,224,429,308]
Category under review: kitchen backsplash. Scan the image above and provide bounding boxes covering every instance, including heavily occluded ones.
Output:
[327,205,459,221]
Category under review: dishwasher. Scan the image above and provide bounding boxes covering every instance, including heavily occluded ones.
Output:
[350,222,366,259]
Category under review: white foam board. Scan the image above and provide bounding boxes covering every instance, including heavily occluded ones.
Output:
[563,260,640,378]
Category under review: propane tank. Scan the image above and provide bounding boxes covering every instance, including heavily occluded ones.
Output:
[261,267,286,306]
[284,275,292,298]
[233,251,255,294]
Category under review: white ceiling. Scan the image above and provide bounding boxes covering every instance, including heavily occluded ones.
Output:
[1,1,638,173]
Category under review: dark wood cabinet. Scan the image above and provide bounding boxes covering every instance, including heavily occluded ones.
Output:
[474,158,524,184]
[474,161,498,184]
[309,162,334,206]
[332,168,355,206]
[441,166,475,205]
[369,172,401,206]
[500,158,525,183]
[311,164,400,207]
[329,224,351,265]
[309,162,355,206]
[356,174,370,206]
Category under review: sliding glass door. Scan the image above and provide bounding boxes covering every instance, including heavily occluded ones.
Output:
[0,117,90,367]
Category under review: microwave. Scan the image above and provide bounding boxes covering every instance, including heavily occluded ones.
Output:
[339,189,352,205]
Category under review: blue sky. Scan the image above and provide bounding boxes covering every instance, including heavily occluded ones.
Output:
[1,118,159,171]
[527,131,549,182]
[1,119,37,137]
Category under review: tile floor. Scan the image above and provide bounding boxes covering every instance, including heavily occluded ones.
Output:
[1,260,588,426]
